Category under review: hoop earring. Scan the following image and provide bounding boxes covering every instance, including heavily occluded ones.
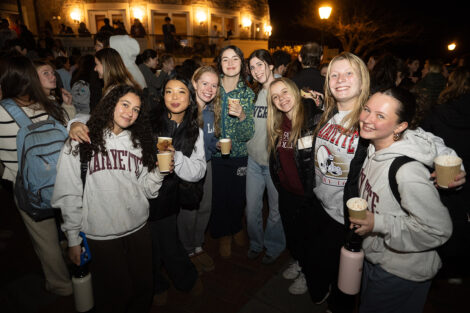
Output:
[393,132,400,141]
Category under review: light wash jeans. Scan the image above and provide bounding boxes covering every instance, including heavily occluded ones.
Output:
[245,156,285,258]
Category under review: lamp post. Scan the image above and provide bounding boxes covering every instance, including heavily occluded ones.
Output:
[319,6,332,49]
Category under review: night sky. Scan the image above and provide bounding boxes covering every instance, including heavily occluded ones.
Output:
[268,0,469,60]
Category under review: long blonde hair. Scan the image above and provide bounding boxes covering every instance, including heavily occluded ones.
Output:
[316,52,370,135]
[267,78,304,154]
[191,65,221,129]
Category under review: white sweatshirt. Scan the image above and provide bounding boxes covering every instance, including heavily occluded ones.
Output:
[359,128,453,281]
[109,35,147,89]
[173,128,207,182]
[51,130,164,247]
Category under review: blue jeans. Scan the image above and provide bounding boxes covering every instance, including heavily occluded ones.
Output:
[245,156,285,258]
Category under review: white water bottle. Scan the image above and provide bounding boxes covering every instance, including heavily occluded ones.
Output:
[72,232,94,312]
[72,263,94,312]
[338,228,364,295]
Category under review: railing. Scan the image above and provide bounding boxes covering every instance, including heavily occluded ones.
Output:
[54,34,270,59]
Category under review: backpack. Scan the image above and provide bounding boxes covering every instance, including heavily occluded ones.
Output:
[388,156,433,206]
[1,98,68,221]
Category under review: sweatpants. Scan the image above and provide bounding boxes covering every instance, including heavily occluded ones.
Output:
[360,261,431,313]
[149,214,198,294]
[209,156,247,238]
[87,224,153,313]
[177,161,213,254]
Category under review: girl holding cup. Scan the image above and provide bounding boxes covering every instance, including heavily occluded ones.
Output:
[210,45,255,258]
[176,65,220,274]
[148,72,206,304]
[312,52,464,312]
[52,85,164,312]
[348,87,452,312]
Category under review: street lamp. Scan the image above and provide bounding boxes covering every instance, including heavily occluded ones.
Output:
[319,5,332,48]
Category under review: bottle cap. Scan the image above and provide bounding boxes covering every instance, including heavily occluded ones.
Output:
[345,227,363,252]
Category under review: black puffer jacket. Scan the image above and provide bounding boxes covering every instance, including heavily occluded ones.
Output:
[148,116,199,220]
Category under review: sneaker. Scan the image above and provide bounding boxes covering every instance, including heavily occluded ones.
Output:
[247,249,262,260]
[288,273,308,295]
[153,291,168,306]
[282,260,301,280]
[261,254,278,265]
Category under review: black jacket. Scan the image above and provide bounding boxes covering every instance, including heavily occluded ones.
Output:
[292,67,325,108]
[420,93,470,221]
[269,103,322,198]
[148,116,199,220]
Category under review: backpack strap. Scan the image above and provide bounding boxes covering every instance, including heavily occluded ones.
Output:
[388,156,414,206]
[0,98,33,128]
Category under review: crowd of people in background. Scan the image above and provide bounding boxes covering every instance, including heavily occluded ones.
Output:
[1,17,470,313]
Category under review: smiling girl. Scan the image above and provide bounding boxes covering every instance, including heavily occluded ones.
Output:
[210,45,255,258]
[245,49,285,265]
[177,66,220,274]
[148,73,206,304]
[52,85,164,312]
[349,87,452,313]
[267,77,323,296]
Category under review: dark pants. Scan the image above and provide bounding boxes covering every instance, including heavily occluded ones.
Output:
[438,218,470,278]
[87,224,153,313]
[149,214,198,294]
[279,187,355,311]
[308,201,356,312]
[360,261,431,313]
[209,156,247,238]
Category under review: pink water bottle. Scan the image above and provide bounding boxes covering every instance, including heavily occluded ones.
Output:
[338,228,364,295]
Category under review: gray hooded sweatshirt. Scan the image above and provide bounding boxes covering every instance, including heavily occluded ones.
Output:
[359,128,453,282]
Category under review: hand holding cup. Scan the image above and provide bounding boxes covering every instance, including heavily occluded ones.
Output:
[218,138,232,156]
[347,197,374,236]
[228,98,245,120]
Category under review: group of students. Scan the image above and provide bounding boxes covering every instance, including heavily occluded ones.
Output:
[0,38,468,313]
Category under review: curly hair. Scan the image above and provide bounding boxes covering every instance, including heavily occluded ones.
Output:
[75,85,156,171]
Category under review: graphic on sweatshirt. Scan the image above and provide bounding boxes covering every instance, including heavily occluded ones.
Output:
[316,145,343,176]
[88,148,143,177]
[315,121,359,187]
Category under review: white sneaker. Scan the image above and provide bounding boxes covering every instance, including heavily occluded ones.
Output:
[282,260,301,280]
[288,273,308,295]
